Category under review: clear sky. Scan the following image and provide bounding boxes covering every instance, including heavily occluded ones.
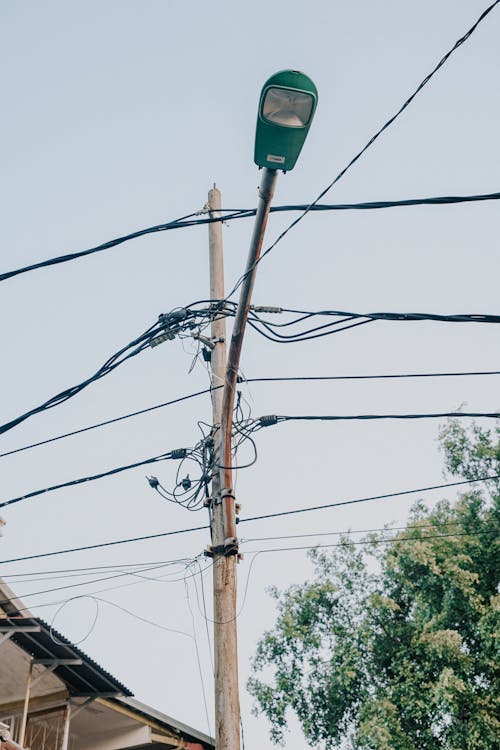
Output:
[1,1,499,748]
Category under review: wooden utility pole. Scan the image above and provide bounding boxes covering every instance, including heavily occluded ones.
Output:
[206,185,240,750]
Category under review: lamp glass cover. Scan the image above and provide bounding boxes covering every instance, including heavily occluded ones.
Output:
[262,87,314,128]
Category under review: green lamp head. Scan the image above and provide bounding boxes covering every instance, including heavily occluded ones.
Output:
[254,70,318,172]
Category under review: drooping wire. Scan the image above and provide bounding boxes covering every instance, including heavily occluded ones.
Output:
[1,518,489,583]
[0,300,234,439]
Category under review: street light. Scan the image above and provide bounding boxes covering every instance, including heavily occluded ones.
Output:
[254,69,318,171]
[212,69,317,750]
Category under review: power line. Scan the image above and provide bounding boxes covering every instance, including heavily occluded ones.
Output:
[0,386,217,459]
[246,307,500,345]
[0,209,250,284]
[256,412,500,428]
[269,192,500,213]
[243,529,499,555]
[3,412,498,511]
[2,475,498,566]
[227,1,500,299]
[0,302,220,439]
[0,524,209,564]
[275,308,500,325]
[240,519,492,544]
[238,475,500,525]
[3,529,496,615]
[0,449,179,509]
[2,192,500,285]
[0,560,191,604]
[1,519,486,581]
[3,370,500,461]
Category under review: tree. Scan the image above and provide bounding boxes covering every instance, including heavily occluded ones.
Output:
[248,421,500,749]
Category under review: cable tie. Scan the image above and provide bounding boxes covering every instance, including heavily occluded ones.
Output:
[171,448,188,460]
[259,415,278,427]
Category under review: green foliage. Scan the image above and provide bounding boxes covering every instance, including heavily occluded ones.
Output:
[248,422,500,748]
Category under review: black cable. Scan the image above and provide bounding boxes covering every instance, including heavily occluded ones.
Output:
[2,475,498,567]
[263,411,500,426]
[268,192,500,213]
[247,316,374,343]
[3,192,500,285]
[244,371,500,383]
[3,371,500,461]
[0,450,177,509]
[0,302,217,439]
[227,1,500,299]
[0,321,161,437]
[278,308,500,325]
[1,519,483,580]
[0,209,251,284]
[0,525,209,565]
[0,386,217,459]
[238,475,500,525]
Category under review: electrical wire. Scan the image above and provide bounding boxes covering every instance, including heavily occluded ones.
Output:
[2,475,498,569]
[3,192,500,285]
[243,529,499,556]
[0,560,190,604]
[0,209,250,284]
[253,412,500,429]
[0,301,228,439]
[238,475,500,525]
[0,519,485,582]
[277,308,500,325]
[184,571,213,738]
[226,1,500,299]
[3,370,500,462]
[0,449,180,509]
[5,559,214,618]
[240,519,493,544]
[0,386,217,459]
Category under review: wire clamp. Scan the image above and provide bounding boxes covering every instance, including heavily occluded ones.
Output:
[204,543,235,558]
[224,536,239,556]
[259,414,278,427]
[171,448,188,460]
[250,305,283,314]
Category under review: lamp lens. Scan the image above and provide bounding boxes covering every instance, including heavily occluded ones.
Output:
[262,87,314,127]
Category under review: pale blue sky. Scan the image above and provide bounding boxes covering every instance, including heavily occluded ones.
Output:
[1,2,499,748]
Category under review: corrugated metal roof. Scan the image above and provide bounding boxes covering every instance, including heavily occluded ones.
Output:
[115,696,215,748]
[2,617,132,697]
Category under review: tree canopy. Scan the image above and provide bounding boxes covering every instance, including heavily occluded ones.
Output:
[248,421,500,749]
